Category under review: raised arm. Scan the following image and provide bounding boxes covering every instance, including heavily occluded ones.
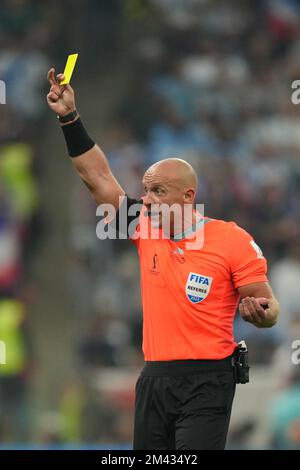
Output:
[46,68,125,208]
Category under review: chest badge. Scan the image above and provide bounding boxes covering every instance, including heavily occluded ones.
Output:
[185,272,213,304]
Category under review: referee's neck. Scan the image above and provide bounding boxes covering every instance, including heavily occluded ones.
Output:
[169,210,199,239]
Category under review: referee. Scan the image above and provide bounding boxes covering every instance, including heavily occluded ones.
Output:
[46,68,280,450]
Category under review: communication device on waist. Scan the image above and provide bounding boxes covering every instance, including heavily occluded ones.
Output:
[232,340,250,384]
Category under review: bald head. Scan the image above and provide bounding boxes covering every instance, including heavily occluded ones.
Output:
[142,158,198,211]
[142,158,199,233]
[144,158,198,192]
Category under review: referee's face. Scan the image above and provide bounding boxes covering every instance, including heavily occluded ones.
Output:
[142,159,197,233]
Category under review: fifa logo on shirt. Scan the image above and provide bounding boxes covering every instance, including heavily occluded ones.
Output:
[189,274,209,284]
[0,80,6,104]
[185,272,213,304]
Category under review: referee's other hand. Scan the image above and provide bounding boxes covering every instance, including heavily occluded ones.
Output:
[239,296,274,328]
[46,67,76,117]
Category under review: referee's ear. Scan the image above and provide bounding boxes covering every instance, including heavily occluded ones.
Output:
[183,189,195,203]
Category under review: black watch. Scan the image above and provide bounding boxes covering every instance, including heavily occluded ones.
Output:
[58,110,78,123]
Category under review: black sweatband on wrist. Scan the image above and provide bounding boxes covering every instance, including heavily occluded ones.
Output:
[61,118,95,158]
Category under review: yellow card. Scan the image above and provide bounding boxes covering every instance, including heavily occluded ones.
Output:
[60,53,78,85]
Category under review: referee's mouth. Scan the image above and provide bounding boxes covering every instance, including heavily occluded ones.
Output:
[144,210,160,218]
[144,209,163,227]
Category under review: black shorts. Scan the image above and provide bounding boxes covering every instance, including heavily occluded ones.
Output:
[133,356,236,450]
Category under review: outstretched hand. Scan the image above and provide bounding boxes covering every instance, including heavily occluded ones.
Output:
[46,67,76,117]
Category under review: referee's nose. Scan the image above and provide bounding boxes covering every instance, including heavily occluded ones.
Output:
[142,192,156,207]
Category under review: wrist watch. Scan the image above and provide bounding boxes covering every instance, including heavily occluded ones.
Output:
[57,110,78,123]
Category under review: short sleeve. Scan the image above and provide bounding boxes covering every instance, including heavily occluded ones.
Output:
[227,222,268,289]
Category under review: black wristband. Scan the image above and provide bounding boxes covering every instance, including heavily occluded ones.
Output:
[61,118,95,158]
[58,110,78,123]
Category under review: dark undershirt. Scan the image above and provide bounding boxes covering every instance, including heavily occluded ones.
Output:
[112,195,143,239]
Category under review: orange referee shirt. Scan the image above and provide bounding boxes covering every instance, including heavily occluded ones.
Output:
[116,199,268,361]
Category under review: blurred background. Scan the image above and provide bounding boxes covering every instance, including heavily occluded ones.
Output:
[1,0,300,450]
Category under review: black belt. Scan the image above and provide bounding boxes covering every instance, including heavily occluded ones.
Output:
[141,355,233,377]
